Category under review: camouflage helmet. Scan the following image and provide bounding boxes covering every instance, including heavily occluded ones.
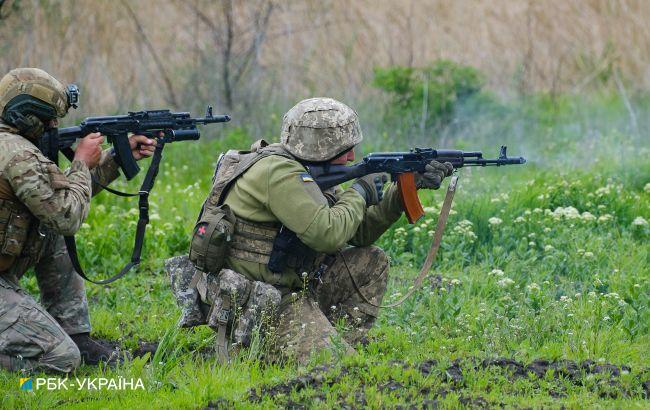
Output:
[0,68,77,121]
[280,97,363,162]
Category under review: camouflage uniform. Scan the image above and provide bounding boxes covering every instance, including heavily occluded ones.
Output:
[0,69,120,372]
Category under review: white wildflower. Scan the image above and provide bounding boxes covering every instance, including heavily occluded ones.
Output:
[632,216,648,227]
[544,245,554,252]
[488,217,503,226]
[526,283,541,292]
[581,212,596,221]
[497,277,515,287]
[598,214,612,223]
[490,269,505,277]
[644,183,650,193]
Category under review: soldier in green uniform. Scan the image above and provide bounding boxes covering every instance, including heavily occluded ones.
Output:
[0,68,155,373]
[172,97,452,364]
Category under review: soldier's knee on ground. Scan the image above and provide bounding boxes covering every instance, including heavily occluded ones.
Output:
[0,275,81,373]
[316,246,390,346]
[39,335,81,373]
[274,296,355,365]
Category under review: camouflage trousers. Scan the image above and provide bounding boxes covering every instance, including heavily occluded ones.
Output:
[274,246,389,364]
[0,235,90,373]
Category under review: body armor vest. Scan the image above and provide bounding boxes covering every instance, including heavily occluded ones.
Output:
[190,140,319,275]
[0,125,47,275]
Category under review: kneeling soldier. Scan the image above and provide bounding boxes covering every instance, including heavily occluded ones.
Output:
[0,68,155,372]
[171,97,452,364]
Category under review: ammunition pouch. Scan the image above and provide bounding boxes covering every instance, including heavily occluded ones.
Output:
[189,204,236,274]
[267,226,318,275]
[165,255,281,363]
[0,198,44,273]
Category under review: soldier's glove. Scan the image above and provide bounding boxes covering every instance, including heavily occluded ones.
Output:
[351,173,388,206]
[415,160,454,190]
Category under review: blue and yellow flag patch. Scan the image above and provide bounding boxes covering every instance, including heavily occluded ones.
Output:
[300,173,314,182]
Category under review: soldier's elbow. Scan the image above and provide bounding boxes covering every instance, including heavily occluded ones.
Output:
[41,213,84,236]
[308,235,347,253]
[51,220,82,236]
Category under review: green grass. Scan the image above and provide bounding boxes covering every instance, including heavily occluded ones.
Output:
[1,94,649,408]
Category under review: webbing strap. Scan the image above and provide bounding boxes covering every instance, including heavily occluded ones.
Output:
[64,142,166,285]
[215,297,231,364]
[342,175,459,308]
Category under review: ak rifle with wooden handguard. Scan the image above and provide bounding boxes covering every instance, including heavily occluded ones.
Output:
[306,145,526,223]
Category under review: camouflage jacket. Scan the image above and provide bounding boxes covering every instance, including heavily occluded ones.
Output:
[0,121,120,276]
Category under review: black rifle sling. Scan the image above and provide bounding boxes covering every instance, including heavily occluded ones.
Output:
[63,142,165,284]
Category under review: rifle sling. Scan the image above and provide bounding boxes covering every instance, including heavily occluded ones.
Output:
[64,142,165,284]
[339,175,459,308]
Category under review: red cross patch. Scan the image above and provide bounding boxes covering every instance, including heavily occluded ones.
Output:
[197,225,207,236]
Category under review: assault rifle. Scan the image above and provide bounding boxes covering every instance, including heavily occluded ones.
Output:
[305,145,525,223]
[268,146,525,273]
[41,106,230,179]
[41,106,230,285]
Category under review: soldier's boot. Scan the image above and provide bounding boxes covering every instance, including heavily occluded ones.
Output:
[316,246,390,345]
[70,333,129,367]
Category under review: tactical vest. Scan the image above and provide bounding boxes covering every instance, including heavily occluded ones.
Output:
[0,125,47,275]
[190,140,303,274]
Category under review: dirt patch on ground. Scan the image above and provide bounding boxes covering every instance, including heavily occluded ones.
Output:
[204,356,648,408]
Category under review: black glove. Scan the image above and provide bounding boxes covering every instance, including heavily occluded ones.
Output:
[351,173,388,206]
[415,160,454,189]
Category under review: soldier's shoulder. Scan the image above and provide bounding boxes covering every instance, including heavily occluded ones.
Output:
[0,132,40,163]
[253,153,306,174]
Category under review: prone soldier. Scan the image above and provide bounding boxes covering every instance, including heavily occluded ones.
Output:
[0,68,155,373]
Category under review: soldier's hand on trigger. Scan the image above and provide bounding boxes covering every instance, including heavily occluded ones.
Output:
[74,132,104,169]
[415,160,454,190]
[129,134,157,161]
[351,173,388,206]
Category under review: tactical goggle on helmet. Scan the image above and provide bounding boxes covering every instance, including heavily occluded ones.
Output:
[66,84,80,109]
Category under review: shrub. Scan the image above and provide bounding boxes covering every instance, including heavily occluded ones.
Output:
[372,60,485,132]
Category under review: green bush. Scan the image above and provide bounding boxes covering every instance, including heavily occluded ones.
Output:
[372,60,485,131]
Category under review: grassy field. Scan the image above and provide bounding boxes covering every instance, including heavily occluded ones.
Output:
[0,94,648,408]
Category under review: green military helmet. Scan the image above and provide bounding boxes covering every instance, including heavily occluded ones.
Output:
[280,97,363,162]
